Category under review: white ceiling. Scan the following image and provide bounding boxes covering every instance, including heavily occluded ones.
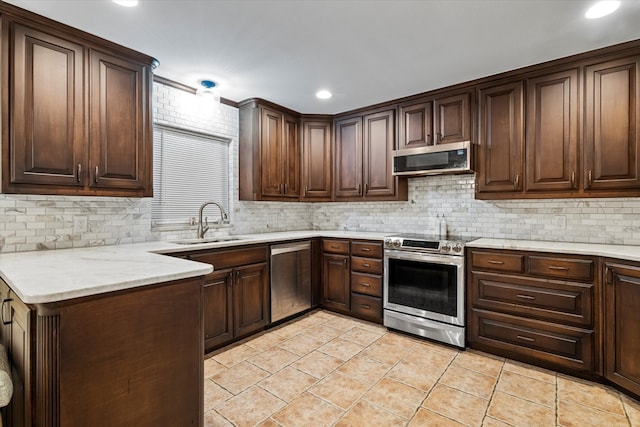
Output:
[5,0,640,114]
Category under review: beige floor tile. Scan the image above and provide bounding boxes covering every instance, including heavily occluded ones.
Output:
[453,350,504,378]
[339,326,384,347]
[217,386,286,427]
[377,331,415,346]
[290,350,344,379]
[309,372,370,410]
[496,370,556,407]
[481,416,514,427]
[408,408,466,427]
[204,378,233,411]
[439,365,498,400]
[317,337,364,361]
[204,358,227,379]
[212,361,270,395]
[303,324,343,343]
[271,392,343,427]
[388,360,440,392]
[403,345,456,372]
[423,384,489,427]
[353,319,387,333]
[337,354,390,385]
[557,374,626,415]
[204,410,233,427]
[245,331,289,351]
[307,310,338,321]
[361,340,411,366]
[412,339,462,357]
[271,323,307,339]
[502,359,556,384]
[365,377,428,419]
[323,314,361,331]
[277,333,325,356]
[212,343,260,368]
[487,390,555,426]
[256,419,280,427]
[248,346,300,373]
[622,394,640,426]
[258,366,317,402]
[335,399,406,427]
[558,399,630,427]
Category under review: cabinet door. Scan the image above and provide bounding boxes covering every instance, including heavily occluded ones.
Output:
[604,261,640,396]
[8,22,85,188]
[233,263,269,338]
[476,81,524,194]
[90,49,151,193]
[334,117,363,198]
[260,107,284,197]
[435,92,470,144]
[585,56,640,191]
[301,120,332,200]
[363,110,396,198]
[398,100,434,149]
[7,294,32,427]
[203,269,233,352]
[282,114,300,198]
[322,253,350,312]
[526,69,579,192]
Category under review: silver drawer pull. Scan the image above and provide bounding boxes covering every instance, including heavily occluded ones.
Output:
[360,304,371,309]
[516,294,535,300]
[487,260,504,265]
[361,248,371,252]
[361,283,371,287]
[548,266,569,271]
[516,335,536,342]
[362,263,371,268]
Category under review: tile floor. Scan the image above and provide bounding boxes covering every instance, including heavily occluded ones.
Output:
[203,310,640,427]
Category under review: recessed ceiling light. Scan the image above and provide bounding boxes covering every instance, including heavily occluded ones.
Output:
[585,1,620,19]
[112,0,139,7]
[316,90,332,100]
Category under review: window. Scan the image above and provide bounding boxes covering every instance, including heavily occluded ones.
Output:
[152,124,231,227]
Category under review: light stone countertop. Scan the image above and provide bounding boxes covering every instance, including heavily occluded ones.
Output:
[0,230,392,304]
[468,238,640,262]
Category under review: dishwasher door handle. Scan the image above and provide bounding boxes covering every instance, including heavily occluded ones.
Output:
[271,241,311,256]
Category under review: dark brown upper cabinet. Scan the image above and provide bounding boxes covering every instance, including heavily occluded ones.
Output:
[398,91,471,149]
[526,68,580,193]
[301,118,333,201]
[584,55,640,192]
[476,81,525,195]
[334,109,406,201]
[239,100,301,201]
[1,8,155,197]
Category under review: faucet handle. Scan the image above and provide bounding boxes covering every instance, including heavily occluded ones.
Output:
[202,217,210,235]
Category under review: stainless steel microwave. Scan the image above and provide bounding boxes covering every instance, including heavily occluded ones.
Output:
[392,140,473,176]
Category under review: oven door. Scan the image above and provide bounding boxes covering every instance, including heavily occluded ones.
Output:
[384,249,464,326]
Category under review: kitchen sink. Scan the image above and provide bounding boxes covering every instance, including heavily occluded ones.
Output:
[170,236,243,245]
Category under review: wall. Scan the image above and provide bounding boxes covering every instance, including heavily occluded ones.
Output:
[1,81,639,253]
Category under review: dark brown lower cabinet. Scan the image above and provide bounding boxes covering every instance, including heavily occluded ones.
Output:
[186,246,270,352]
[322,253,350,313]
[2,276,204,427]
[604,259,640,397]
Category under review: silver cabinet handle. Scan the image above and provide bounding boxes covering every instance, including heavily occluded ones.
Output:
[360,304,371,310]
[514,174,520,190]
[361,283,371,287]
[1,298,12,326]
[516,294,535,300]
[548,266,569,271]
[516,335,535,343]
[77,164,82,182]
[605,266,614,285]
[570,171,576,188]
[487,260,504,265]
[587,170,593,188]
[94,166,99,184]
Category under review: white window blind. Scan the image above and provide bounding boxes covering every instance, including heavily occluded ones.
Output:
[152,125,231,226]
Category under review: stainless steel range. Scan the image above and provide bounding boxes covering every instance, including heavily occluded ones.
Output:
[383,234,473,348]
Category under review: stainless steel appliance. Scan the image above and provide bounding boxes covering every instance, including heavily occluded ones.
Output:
[392,140,472,176]
[270,241,311,322]
[383,234,472,348]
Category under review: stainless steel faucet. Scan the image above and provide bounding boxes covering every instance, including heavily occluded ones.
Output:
[197,201,229,239]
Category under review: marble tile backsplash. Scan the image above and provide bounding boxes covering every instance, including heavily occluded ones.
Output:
[1,81,639,253]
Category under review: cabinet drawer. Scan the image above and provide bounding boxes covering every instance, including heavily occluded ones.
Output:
[528,256,594,282]
[351,293,382,323]
[188,246,268,272]
[351,241,383,258]
[351,256,383,275]
[351,272,382,297]
[471,272,594,327]
[470,309,595,373]
[323,239,350,255]
[471,251,524,273]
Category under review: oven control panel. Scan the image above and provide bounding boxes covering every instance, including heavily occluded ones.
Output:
[384,236,466,256]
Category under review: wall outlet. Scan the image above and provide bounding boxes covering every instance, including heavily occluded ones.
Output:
[553,215,567,229]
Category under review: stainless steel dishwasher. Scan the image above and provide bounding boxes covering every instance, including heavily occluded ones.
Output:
[270,241,311,322]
